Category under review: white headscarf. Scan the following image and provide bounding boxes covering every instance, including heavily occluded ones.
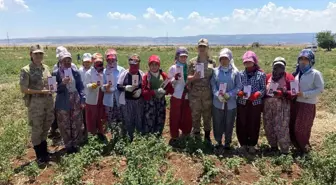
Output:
[56,46,68,61]
[218,48,238,72]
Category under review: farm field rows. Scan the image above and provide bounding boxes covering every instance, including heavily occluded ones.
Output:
[0,46,336,185]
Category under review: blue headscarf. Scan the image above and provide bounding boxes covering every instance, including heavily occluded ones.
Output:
[293,49,315,77]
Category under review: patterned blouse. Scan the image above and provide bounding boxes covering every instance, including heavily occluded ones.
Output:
[237,70,266,106]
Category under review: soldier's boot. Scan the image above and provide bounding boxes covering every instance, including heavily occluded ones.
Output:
[204,131,212,145]
[40,140,51,162]
[33,144,42,162]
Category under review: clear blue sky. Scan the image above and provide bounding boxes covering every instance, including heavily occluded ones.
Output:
[1,0,336,39]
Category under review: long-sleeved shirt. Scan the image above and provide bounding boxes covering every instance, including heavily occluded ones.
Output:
[142,70,174,101]
[78,66,91,84]
[168,64,188,99]
[117,70,144,100]
[52,68,85,111]
[84,68,103,105]
[211,67,242,110]
[101,66,125,107]
[265,72,295,100]
[237,70,266,106]
[296,68,324,104]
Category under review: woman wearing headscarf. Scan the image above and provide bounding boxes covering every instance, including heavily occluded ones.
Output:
[168,47,193,146]
[52,51,86,154]
[79,53,93,83]
[49,46,78,138]
[236,51,266,154]
[53,46,78,71]
[117,54,144,141]
[84,53,107,141]
[210,48,241,150]
[142,55,173,136]
[263,57,294,154]
[102,49,125,130]
[78,53,92,135]
[292,49,324,155]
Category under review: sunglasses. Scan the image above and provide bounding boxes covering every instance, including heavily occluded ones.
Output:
[33,52,44,55]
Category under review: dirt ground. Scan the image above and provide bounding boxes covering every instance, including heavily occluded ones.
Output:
[9,108,336,185]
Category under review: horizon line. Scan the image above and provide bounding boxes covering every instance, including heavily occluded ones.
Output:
[0,32,317,41]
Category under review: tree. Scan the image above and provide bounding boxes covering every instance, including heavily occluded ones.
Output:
[252,42,260,48]
[316,31,336,51]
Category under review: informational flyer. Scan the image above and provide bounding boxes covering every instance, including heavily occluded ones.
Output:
[48,76,57,92]
[92,73,103,86]
[106,73,114,86]
[64,68,72,78]
[176,66,184,81]
[219,83,227,95]
[196,63,204,78]
[267,82,279,97]
[219,83,227,109]
[290,80,299,95]
[243,85,252,99]
[132,75,139,86]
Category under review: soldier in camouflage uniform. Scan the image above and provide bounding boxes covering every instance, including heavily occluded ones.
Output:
[20,45,54,163]
[187,39,215,143]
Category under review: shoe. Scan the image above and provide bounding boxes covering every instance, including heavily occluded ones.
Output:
[224,144,232,150]
[238,145,247,153]
[168,138,179,147]
[214,141,223,149]
[204,131,212,145]
[66,146,78,154]
[214,143,223,153]
[248,146,256,154]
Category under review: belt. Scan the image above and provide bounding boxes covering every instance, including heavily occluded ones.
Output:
[31,94,52,98]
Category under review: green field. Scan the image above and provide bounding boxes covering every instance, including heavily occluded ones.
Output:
[0,46,336,185]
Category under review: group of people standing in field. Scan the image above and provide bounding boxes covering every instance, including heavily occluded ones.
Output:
[19,38,324,164]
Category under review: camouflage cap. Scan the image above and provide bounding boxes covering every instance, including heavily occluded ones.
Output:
[30,44,44,54]
[198,38,209,47]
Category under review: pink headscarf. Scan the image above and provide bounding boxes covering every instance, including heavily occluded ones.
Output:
[242,51,262,72]
[242,51,259,64]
